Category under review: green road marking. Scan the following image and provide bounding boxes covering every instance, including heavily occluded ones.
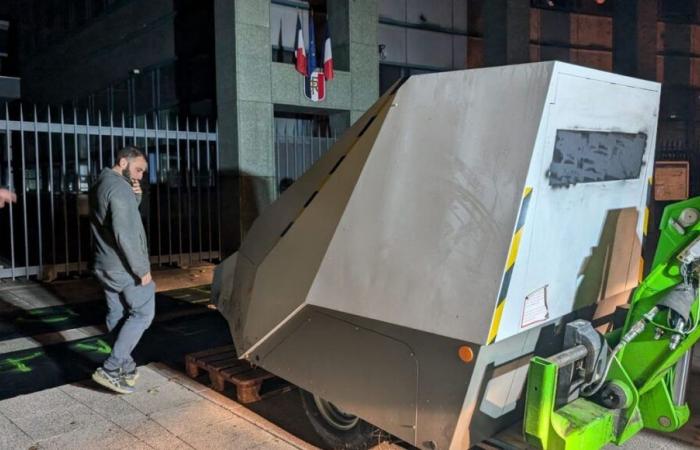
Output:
[72,338,112,355]
[0,351,44,373]
[17,307,79,324]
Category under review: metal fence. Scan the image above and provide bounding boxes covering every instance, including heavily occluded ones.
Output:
[275,119,337,193]
[0,103,220,280]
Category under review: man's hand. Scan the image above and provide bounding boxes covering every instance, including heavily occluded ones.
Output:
[0,188,17,208]
[131,179,142,195]
[140,272,152,286]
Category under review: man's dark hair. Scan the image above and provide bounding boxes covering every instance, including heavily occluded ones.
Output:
[115,146,146,164]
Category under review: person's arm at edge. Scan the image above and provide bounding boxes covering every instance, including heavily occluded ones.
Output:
[109,188,151,284]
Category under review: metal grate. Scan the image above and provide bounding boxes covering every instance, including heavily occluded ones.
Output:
[0,104,220,280]
[274,119,337,195]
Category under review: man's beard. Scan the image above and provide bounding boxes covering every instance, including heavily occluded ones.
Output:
[121,163,131,181]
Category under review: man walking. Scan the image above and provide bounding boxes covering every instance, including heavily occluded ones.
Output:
[89,146,155,394]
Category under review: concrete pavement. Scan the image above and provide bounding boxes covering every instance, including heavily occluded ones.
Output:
[0,363,318,450]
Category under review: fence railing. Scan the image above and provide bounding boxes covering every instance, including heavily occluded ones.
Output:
[275,120,337,193]
[0,103,220,280]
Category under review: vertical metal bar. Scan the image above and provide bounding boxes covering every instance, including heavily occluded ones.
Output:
[48,107,57,269]
[143,114,151,256]
[205,119,212,261]
[110,111,115,165]
[86,109,94,256]
[314,122,318,162]
[165,115,173,263]
[142,114,148,154]
[285,122,289,182]
[121,113,126,148]
[5,104,15,279]
[673,352,691,406]
[60,108,69,275]
[132,114,137,146]
[293,119,298,179]
[154,112,162,265]
[274,119,279,196]
[326,123,330,156]
[19,105,29,279]
[313,120,317,163]
[186,118,192,265]
[176,117,183,266]
[73,108,82,274]
[195,119,202,262]
[98,110,103,169]
[33,106,43,273]
[215,120,221,258]
[85,110,91,181]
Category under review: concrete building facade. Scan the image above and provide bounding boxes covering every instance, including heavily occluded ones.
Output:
[214,0,380,252]
[4,0,700,259]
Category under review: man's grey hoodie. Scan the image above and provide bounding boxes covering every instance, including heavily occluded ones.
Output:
[89,168,149,279]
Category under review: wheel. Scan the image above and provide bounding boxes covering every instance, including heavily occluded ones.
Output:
[299,389,383,449]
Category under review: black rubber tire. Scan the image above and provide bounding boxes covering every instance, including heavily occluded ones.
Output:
[299,389,382,449]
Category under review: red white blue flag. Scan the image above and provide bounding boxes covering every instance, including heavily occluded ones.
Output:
[294,13,307,76]
[303,12,325,101]
[323,22,334,80]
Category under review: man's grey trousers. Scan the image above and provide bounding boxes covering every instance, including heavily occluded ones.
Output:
[94,269,155,373]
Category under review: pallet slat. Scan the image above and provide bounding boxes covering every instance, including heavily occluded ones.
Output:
[185,345,291,403]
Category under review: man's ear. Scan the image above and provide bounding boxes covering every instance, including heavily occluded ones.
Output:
[118,158,128,169]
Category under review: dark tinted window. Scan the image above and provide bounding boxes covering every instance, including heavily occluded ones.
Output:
[548,130,647,187]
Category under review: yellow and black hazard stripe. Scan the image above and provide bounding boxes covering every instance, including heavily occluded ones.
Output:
[487,186,533,345]
[639,176,652,282]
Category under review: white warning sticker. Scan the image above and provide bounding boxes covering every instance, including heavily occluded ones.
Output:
[521,286,549,328]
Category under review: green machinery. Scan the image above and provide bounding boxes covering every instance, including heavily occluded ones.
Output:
[525,198,700,449]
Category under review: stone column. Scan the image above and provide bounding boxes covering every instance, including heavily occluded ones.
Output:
[613,0,657,80]
[215,0,275,250]
[483,0,530,66]
[329,0,379,124]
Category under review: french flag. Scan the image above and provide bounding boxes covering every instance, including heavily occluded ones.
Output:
[294,13,307,76]
[323,22,334,81]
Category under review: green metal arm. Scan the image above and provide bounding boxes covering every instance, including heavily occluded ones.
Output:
[524,197,700,450]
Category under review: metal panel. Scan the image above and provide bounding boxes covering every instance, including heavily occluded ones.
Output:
[308,65,553,344]
[495,68,661,343]
[250,305,479,450]
[238,95,396,353]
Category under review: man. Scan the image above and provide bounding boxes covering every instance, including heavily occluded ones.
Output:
[0,188,16,208]
[89,146,154,394]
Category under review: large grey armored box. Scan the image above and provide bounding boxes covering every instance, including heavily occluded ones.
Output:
[213,61,661,449]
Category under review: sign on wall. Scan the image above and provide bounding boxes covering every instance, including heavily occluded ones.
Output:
[654,161,689,201]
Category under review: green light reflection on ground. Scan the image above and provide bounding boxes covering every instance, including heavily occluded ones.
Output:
[72,338,112,355]
[0,351,44,373]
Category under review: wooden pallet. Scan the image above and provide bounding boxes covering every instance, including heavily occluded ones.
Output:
[185,345,291,403]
